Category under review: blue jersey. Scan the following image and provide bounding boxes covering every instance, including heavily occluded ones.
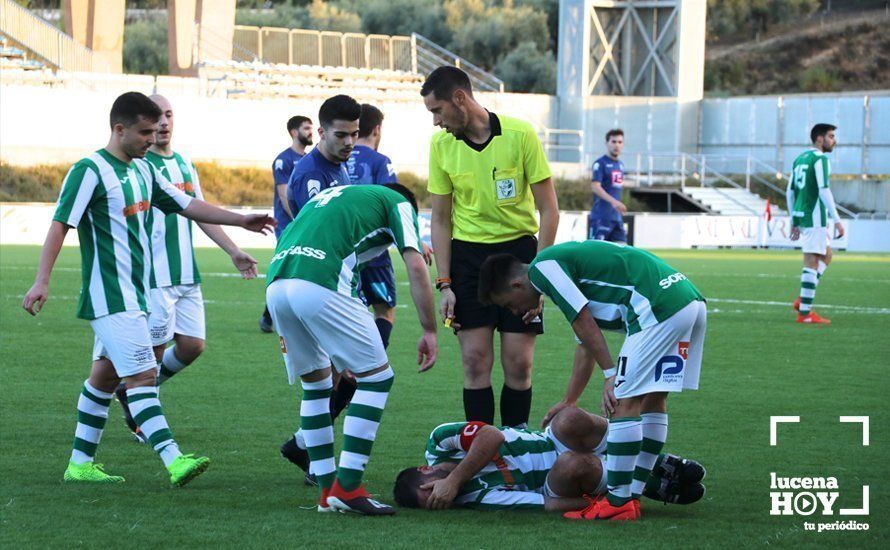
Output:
[347,145,398,267]
[591,154,625,221]
[272,147,304,237]
[286,147,350,216]
[346,145,398,186]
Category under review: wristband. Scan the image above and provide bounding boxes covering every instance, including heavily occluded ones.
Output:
[602,367,617,379]
[435,277,452,291]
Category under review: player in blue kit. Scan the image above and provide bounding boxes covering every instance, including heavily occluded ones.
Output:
[589,129,628,243]
[278,94,362,483]
[347,104,400,350]
[260,115,313,333]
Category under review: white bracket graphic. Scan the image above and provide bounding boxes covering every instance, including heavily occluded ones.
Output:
[770,416,800,446]
[839,416,870,446]
[840,485,870,515]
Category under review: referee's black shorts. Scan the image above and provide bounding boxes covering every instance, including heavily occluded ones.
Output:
[450,235,544,334]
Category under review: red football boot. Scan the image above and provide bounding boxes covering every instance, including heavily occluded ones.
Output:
[797,311,830,325]
[318,486,333,513]
[326,480,395,516]
[792,296,801,312]
[565,495,638,521]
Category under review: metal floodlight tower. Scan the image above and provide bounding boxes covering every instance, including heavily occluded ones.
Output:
[557,0,707,158]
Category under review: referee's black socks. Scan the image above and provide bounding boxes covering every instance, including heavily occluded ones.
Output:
[500,384,532,429]
[463,387,495,425]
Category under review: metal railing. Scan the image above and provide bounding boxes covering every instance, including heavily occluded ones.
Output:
[412,33,504,93]
[231,25,414,71]
[622,152,860,218]
[0,0,108,72]
[539,128,584,163]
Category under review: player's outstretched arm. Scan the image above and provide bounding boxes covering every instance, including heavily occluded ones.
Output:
[22,221,69,315]
[181,200,275,234]
[403,249,438,372]
[196,222,258,279]
[571,308,618,416]
[422,424,505,510]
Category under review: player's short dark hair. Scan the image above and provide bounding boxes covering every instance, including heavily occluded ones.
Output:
[810,123,837,144]
[382,183,417,213]
[478,253,525,305]
[318,95,361,129]
[605,128,624,142]
[359,104,384,138]
[420,66,473,101]
[287,115,312,134]
[109,91,162,129]
[393,467,425,508]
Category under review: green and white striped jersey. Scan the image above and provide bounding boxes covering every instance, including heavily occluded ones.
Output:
[425,422,559,510]
[144,150,203,287]
[52,149,193,320]
[266,185,421,296]
[789,149,832,228]
[528,241,704,335]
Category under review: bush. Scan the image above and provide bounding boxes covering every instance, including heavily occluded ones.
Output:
[495,41,556,94]
[123,18,168,75]
[0,164,609,212]
[799,66,841,92]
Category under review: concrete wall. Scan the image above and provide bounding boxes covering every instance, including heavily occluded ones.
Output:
[700,92,890,176]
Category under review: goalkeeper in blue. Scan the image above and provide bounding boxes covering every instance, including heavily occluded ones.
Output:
[392,406,705,512]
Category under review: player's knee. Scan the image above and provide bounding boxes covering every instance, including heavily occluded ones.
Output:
[461,347,493,376]
[125,368,158,388]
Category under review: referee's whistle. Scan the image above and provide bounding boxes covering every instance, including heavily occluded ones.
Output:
[444,318,452,328]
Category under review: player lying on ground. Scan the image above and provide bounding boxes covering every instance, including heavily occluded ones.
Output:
[22,92,275,487]
[266,183,438,516]
[477,241,707,521]
[392,406,705,512]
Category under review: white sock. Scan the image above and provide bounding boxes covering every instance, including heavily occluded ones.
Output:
[158,346,189,385]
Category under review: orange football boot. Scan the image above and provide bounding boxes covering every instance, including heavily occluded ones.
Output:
[797,311,830,325]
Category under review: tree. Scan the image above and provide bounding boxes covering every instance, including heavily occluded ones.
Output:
[495,41,556,94]
[122,18,167,75]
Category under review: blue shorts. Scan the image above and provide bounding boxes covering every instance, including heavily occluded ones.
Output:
[588,214,627,242]
[359,264,397,308]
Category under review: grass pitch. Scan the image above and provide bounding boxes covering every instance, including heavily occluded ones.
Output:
[1,245,888,548]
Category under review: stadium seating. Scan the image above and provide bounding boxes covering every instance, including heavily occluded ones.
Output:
[0,34,46,71]
[198,60,424,101]
[683,186,785,216]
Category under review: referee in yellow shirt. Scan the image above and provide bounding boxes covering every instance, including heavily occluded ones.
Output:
[422,66,560,427]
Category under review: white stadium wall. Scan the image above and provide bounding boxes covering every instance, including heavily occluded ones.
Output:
[0,82,556,174]
[3,203,889,252]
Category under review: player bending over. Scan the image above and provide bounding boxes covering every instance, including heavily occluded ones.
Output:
[266,184,438,516]
[393,406,705,512]
[22,92,274,486]
[477,241,707,521]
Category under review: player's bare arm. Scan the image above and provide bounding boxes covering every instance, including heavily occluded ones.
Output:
[422,424,505,510]
[196,222,258,279]
[430,192,456,326]
[403,248,438,371]
[572,307,618,416]
[591,180,627,215]
[181,200,275,234]
[22,221,70,315]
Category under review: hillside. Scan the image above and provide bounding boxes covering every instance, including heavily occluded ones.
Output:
[705,9,890,95]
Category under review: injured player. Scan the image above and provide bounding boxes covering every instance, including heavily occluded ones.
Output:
[393,406,705,512]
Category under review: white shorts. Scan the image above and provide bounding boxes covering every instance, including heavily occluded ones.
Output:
[91,311,158,377]
[148,284,206,346]
[614,300,707,399]
[266,278,388,384]
[800,227,830,255]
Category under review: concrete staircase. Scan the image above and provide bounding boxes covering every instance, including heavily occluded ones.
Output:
[683,186,785,216]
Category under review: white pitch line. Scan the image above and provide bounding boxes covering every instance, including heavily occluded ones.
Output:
[685,272,890,284]
[708,297,890,314]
